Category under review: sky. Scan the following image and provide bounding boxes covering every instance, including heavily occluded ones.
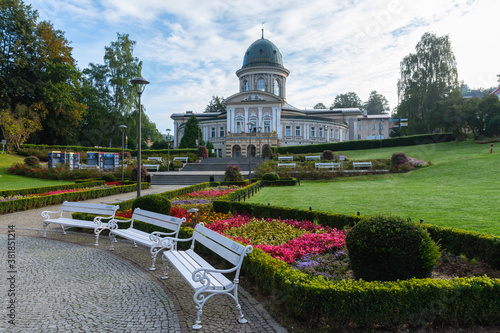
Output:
[27,0,500,135]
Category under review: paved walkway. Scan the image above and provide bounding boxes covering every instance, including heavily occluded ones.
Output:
[0,185,287,333]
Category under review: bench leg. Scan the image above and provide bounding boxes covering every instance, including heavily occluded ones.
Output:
[149,247,161,271]
[94,228,105,246]
[192,309,203,330]
[109,233,116,251]
[60,224,67,234]
[133,241,138,248]
[161,254,169,280]
[42,222,49,237]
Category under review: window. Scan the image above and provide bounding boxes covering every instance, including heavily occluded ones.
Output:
[219,126,225,137]
[285,125,291,137]
[311,127,316,137]
[257,78,265,91]
[336,129,339,140]
[264,120,271,133]
[295,126,301,136]
[319,127,324,138]
[330,129,333,139]
[372,124,376,130]
[274,79,280,96]
[380,124,385,130]
[358,124,361,130]
[236,121,242,133]
[358,134,361,139]
[249,122,256,133]
[244,80,249,91]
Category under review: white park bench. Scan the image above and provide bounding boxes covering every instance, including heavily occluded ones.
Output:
[41,201,119,246]
[278,156,293,161]
[79,164,99,169]
[147,156,163,162]
[108,208,185,271]
[353,162,373,170]
[161,223,253,330]
[142,164,160,171]
[278,163,296,168]
[173,157,189,163]
[305,155,321,161]
[315,162,341,170]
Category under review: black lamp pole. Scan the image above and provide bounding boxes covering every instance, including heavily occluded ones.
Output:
[130,77,149,197]
[119,125,127,182]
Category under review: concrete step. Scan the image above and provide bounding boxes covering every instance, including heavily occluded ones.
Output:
[151,174,226,185]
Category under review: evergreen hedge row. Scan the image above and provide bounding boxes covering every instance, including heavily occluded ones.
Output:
[0,182,150,214]
[0,181,105,198]
[272,133,456,154]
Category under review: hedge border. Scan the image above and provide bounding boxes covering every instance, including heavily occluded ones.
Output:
[0,180,105,198]
[0,182,150,214]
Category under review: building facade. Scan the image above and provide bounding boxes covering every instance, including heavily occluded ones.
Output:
[171,36,385,157]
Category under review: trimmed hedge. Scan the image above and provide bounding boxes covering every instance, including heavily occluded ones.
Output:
[0,182,150,214]
[0,181,105,198]
[243,248,500,329]
[272,133,456,154]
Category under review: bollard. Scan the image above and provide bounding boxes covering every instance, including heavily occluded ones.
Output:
[309,207,312,211]
[420,219,424,224]
[243,192,246,201]
[491,143,494,154]
[268,203,270,206]
[357,211,360,216]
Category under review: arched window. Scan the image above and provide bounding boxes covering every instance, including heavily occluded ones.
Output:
[244,80,249,91]
[273,79,280,96]
[257,78,265,91]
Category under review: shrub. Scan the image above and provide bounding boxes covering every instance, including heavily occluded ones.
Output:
[101,173,117,183]
[262,172,280,181]
[346,216,440,281]
[390,152,415,172]
[131,166,149,182]
[132,194,172,215]
[224,165,243,181]
[321,150,335,160]
[262,144,273,159]
[197,146,208,159]
[24,155,40,167]
[123,151,132,160]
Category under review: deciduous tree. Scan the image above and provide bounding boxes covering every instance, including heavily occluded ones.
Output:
[0,105,42,150]
[331,92,362,109]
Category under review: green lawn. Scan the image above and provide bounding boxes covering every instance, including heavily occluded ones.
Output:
[0,154,74,191]
[249,140,500,236]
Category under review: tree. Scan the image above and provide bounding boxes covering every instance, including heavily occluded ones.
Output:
[396,32,459,134]
[331,92,362,109]
[204,96,226,113]
[179,114,204,148]
[104,33,143,147]
[364,91,390,114]
[0,105,42,150]
[313,103,326,109]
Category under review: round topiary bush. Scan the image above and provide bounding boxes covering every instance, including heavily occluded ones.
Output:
[101,173,117,182]
[321,150,335,161]
[131,166,149,182]
[262,144,273,159]
[224,165,243,181]
[132,194,172,215]
[24,155,40,167]
[262,172,280,181]
[197,146,208,159]
[346,216,440,281]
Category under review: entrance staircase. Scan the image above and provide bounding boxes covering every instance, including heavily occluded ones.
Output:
[150,157,267,185]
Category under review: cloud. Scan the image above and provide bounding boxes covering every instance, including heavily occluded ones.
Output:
[27,0,500,133]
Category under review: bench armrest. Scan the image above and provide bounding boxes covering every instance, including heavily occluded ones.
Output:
[149,231,178,243]
[108,217,132,229]
[94,215,114,226]
[41,209,62,219]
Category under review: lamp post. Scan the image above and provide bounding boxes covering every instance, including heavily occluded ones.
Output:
[119,125,127,182]
[166,128,171,172]
[130,76,149,197]
[247,122,255,183]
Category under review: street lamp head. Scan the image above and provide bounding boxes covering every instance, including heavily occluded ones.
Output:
[130,77,149,93]
[166,128,171,133]
[119,124,127,131]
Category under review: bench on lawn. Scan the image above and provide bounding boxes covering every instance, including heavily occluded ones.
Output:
[352,162,372,170]
[41,201,119,246]
[305,155,321,161]
[315,162,341,170]
[147,156,162,162]
[79,164,99,169]
[161,223,253,330]
[278,156,293,161]
[278,163,296,168]
[142,164,160,171]
[108,208,185,271]
[173,157,188,163]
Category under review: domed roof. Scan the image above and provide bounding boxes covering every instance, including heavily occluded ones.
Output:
[242,38,284,69]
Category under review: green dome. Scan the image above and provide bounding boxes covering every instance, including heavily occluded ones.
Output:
[242,38,284,69]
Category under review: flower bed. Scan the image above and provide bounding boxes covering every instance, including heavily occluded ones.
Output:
[206,214,346,264]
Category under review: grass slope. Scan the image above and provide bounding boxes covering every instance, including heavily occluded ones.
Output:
[0,154,73,191]
[249,140,500,236]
